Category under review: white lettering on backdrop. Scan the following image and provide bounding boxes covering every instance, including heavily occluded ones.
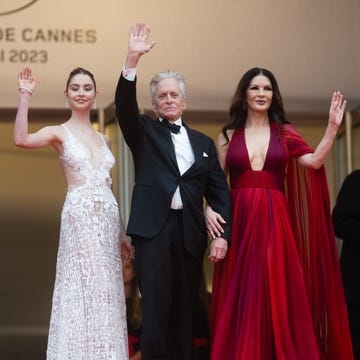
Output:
[0,27,97,63]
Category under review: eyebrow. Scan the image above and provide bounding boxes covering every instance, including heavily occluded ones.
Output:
[249,83,272,87]
[70,83,94,87]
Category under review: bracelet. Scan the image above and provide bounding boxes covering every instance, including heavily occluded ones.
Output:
[19,86,33,95]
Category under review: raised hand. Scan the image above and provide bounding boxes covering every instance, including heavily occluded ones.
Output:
[125,23,156,69]
[329,91,347,127]
[128,23,156,56]
[298,91,348,169]
[18,67,36,95]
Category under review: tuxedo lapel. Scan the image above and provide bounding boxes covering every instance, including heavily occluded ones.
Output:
[155,120,179,172]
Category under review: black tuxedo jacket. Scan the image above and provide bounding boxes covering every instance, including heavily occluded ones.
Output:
[332,169,360,304]
[115,75,232,260]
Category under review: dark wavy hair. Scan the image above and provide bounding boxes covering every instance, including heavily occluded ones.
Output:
[65,67,97,92]
[222,67,288,143]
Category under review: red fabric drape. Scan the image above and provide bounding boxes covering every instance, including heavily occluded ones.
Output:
[285,125,353,359]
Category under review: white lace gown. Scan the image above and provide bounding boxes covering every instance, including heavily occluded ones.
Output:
[46,124,128,360]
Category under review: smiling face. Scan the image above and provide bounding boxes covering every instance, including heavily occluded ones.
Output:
[245,74,273,113]
[65,73,97,111]
[152,78,186,122]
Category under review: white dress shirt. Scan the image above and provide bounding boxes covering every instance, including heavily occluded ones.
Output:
[162,118,194,209]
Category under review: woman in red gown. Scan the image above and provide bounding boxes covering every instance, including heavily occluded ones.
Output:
[207,68,353,359]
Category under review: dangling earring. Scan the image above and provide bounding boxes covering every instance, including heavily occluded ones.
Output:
[92,99,96,110]
[65,98,69,109]
[242,100,247,110]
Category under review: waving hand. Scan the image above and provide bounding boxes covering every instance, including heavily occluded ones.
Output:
[125,23,157,69]
[328,91,346,127]
[18,67,36,95]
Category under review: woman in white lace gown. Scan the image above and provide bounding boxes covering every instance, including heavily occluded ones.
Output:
[14,67,132,359]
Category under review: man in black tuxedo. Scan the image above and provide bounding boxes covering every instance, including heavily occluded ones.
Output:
[114,24,232,360]
[332,169,360,360]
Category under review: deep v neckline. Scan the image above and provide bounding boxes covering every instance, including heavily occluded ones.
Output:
[62,123,108,169]
[242,123,272,172]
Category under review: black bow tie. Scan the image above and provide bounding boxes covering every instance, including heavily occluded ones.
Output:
[160,119,181,134]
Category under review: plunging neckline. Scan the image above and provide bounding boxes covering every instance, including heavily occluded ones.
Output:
[61,123,108,169]
[242,123,272,172]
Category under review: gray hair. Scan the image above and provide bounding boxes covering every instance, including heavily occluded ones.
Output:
[149,70,187,101]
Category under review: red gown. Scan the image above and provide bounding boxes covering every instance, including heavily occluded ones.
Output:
[210,123,353,360]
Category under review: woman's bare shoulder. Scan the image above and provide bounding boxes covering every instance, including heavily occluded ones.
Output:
[217,129,235,145]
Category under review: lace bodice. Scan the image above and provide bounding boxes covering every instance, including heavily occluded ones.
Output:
[59,123,115,190]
